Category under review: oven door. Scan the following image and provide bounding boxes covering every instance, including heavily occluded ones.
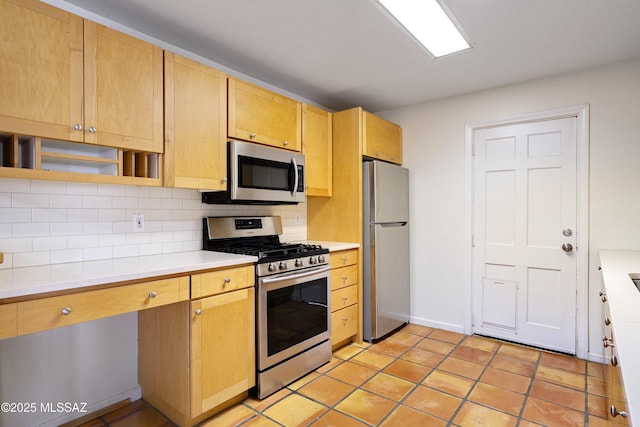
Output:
[230,140,305,203]
[257,265,330,371]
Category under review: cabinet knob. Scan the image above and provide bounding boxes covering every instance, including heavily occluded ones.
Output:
[148,291,157,299]
[61,307,72,315]
[342,256,348,263]
[73,124,82,131]
[342,317,348,322]
[249,133,256,139]
[610,405,628,418]
[195,309,202,316]
[222,178,228,183]
[283,141,289,146]
[223,277,231,286]
[342,276,348,282]
[89,126,97,133]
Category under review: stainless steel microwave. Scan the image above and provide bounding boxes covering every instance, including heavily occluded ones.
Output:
[201,140,305,204]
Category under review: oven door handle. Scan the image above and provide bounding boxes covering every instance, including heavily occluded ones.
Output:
[260,265,330,284]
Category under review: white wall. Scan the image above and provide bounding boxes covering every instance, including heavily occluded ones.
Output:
[0,178,306,426]
[378,57,640,360]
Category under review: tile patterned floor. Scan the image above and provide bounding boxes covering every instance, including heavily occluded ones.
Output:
[79,325,611,426]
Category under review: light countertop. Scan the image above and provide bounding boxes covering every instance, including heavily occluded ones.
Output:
[0,251,257,300]
[599,250,640,425]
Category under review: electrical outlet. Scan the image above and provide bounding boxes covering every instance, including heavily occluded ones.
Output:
[133,214,145,232]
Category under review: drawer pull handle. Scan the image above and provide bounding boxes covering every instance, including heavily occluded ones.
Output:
[342,317,348,322]
[148,291,157,299]
[61,307,72,315]
[610,405,628,418]
[342,276,348,282]
[224,277,231,283]
[195,309,202,316]
[342,256,348,263]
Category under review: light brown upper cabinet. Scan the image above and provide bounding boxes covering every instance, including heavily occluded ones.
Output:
[0,0,163,153]
[164,52,227,189]
[228,78,301,151]
[362,111,402,164]
[302,104,332,197]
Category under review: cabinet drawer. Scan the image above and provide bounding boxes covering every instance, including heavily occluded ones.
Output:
[0,304,17,340]
[331,265,357,291]
[331,304,358,344]
[330,249,357,268]
[331,285,357,312]
[17,276,189,335]
[191,265,254,298]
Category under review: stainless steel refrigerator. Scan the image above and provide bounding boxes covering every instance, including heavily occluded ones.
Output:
[362,160,410,342]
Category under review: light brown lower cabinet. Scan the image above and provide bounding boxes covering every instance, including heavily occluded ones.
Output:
[139,282,255,427]
[329,249,359,347]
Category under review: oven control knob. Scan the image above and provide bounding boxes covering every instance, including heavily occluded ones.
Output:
[279,261,288,270]
[318,255,326,263]
[295,259,303,267]
[309,256,317,265]
[268,262,277,272]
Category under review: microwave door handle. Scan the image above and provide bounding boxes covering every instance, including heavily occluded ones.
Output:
[291,157,298,196]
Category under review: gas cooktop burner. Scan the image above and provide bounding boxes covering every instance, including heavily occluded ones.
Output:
[202,216,329,276]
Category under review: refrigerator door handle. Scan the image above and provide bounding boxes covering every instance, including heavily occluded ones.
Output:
[374,222,408,226]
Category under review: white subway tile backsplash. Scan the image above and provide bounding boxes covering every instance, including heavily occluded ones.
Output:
[13,222,50,237]
[32,208,67,223]
[12,193,50,208]
[0,177,307,267]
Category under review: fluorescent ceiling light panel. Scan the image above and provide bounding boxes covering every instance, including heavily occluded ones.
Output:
[377,0,471,58]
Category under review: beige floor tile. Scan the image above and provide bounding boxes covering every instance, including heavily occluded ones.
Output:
[540,351,587,374]
[383,359,432,383]
[479,366,531,394]
[326,360,378,387]
[316,357,344,373]
[450,345,493,365]
[490,353,537,377]
[368,340,411,358]
[429,328,465,344]
[298,375,356,407]
[522,396,586,427]
[335,389,396,425]
[588,361,605,379]
[380,405,447,427]
[241,415,282,426]
[243,388,291,412]
[588,415,612,427]
[467,382,525,416]
[497,343,541,362]
[263,394,327,426]
[452,401,518,427]
[438,357,485,380]
[535,365,586,391]
[109,407,173,427]
[385,331,423,347]
[529,379,585,411]
[401,347,446,368]
[287,371,321,391]
[415,337,456,355]
[311,409,369,427]
[351,349,395,370]
[199,404,256,426]
[333,344,365,360]
[403,385,462,420]
[422,370,475,398]
[361,372,415,401]
[402,323,434,337]
[460,335,500,353]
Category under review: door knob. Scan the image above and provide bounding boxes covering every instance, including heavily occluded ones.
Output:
[562,243,573,252]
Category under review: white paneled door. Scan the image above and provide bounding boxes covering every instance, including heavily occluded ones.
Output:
[472,117,577,354]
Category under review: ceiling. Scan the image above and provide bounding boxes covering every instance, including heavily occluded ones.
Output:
[56,0,640,112]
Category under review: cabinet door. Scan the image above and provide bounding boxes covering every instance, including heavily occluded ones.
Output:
[84,21,163,152]
[191,287,255,416]
[0,0,83,141]
[303,104,332,196]
[363,111,402,164]
[228,78,301,151]
[164,52,227,189]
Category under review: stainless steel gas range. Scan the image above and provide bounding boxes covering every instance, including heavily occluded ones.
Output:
[203,216,332,399]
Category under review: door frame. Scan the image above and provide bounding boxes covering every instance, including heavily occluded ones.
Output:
[464,104,589,359]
